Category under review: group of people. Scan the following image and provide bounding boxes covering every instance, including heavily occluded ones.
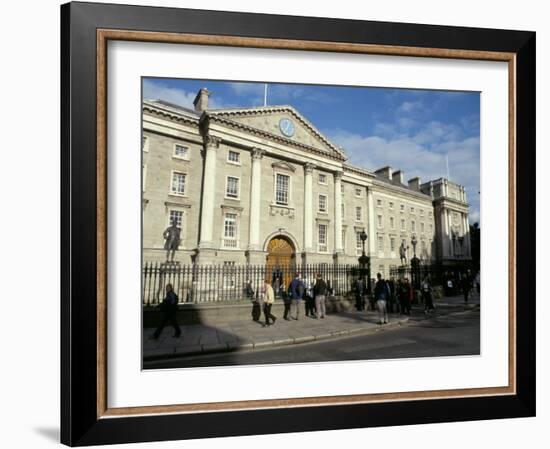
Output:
[259,273,329,327]
[355,274,437,324]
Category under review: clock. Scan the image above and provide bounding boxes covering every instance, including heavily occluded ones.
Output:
[279,118,295,137]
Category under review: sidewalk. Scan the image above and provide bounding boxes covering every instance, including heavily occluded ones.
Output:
[143,293,479,361]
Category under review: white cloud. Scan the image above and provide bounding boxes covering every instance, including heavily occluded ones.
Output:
[142,80,227,109]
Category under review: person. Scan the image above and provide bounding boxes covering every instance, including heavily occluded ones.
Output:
[462,271,473,303]
[354,278,365,311]
[400,278,412,315]
[387,277,396,313]
[245,280,255,300]
[288,273,305,320]
[152,284,181,339]
[262,280,277,327]
[421,276,435,314]
[313,273,327,319]
[373,273,390,324]
[282,285,291,320]
[304,278,316,317]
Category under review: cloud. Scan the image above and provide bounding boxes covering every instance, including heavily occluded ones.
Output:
[143,80,227,109]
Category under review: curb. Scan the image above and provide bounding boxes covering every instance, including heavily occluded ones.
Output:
[143,316,410,362]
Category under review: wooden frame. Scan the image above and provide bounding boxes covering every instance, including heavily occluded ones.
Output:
[61,1,535,446]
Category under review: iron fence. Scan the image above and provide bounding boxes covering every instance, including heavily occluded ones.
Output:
[142,262,362,305]
[389,263,473,289]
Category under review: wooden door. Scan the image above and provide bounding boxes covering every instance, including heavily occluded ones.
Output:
[266,236,295,292]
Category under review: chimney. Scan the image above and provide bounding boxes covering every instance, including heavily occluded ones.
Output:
[393,170,404,185]
[193,88,211,113]
[374,166,392,180]
[408,177,421,190]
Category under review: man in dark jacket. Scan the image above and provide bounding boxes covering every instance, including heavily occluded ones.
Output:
[374,273,390,324]
[313,273,327,319]
[354,278,365,311]
[152,284,181,339]
[288,273,305,320]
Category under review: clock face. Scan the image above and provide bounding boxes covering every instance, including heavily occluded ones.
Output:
[279,118,295,137]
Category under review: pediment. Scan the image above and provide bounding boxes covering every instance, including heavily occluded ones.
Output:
[208,106,347,161]
[271,161,296,172]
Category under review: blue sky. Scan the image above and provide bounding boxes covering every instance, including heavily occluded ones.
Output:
[143,78,480,224]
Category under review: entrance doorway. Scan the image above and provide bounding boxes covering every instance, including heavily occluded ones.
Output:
[266,236,296,294]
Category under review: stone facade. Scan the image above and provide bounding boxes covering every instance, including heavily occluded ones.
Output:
[142,88,472,274]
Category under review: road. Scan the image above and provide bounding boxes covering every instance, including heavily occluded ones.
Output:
[146,308,480,369]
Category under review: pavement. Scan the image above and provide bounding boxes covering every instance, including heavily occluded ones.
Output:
[143,293,480,361]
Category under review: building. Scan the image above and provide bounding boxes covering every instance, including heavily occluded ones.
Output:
[142,88,472,276]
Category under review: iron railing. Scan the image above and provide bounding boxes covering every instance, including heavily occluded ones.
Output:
[142,262,362,305]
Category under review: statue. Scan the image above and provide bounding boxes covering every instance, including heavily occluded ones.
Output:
[163,220,181,262]
[399,240,409,266]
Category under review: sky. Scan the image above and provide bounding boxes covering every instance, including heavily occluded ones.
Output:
[143,78,481,224]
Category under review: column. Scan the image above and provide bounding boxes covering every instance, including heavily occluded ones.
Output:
[447,209,454,257]
[442,208,449,258]
[333,172,343,254]
[463,213,472,258]
[248,148,264,250]
[198,134,220,249]
[366,187,375,255]
[303,163,315,253]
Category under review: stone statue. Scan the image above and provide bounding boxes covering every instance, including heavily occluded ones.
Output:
[399,240,409,266]
[163,220,181,262]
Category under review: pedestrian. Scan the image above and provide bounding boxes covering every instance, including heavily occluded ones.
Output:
[288,273,305,320]
[282,285,291,320]
[400,278,412,315]
[304,278,316,317]
[462,270,473,303]
[262,280,277,327]
[354,277,365,311]
[421,276,435,313]
[373,273,390,324]
[313,272,327,319]
[245,279,255,299]
[387,277,396,313]
[151,284,181,339]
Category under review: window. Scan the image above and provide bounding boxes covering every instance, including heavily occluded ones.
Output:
[378,265,385,277]
[420,209,424,216]
[377,199,382,207]
[430,224,434,234]
[355,206,363,222]
[174,144,189,159]
[421,222,425,233]
[378,235,384,251]
[400,204,405,212]
[410,206,415,213]
[318,173,327,184]
[142,135,149,152]
[377,215,383,228]
[341,184,345,195]
[355,188,362,197]
[341,203,345,220]
[170,171,186,195]
[225,176,240,199]
[223,213,238,248]
[411,220,416,232]
[421,240,427,255]
[318,194,327,213]
[341,229,346,250]
[356,232,363,255]
[390,237,396,252]
[275,174,290,205]
[169,210,183,228]
[227,150,240,164]
[142,164,147,192]
[390,216,395,229]
[389,201,394,209]
[401,219,406,231]
[318,224,328,252]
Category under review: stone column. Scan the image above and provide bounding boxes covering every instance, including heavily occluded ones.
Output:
[303,163,315,255]
[247,148,267,264]
[441,208,449,258]
[463,213,472,258]
[333,172,344,256]
[198,135,220,255]
[447,210,454,257]
[366,187,375,255]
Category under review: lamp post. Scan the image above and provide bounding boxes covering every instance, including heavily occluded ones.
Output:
[358,230,371,294]
[410,234,421,290]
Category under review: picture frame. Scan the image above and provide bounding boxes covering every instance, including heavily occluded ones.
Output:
[60,1,536,446]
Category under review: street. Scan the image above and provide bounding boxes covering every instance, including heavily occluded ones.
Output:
[146,306,480,369]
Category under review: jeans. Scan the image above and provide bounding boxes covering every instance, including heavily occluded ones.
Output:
[263,303,276,325]
[315,295,326,318]
[292,299,302,320]
[376,299,388,323]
